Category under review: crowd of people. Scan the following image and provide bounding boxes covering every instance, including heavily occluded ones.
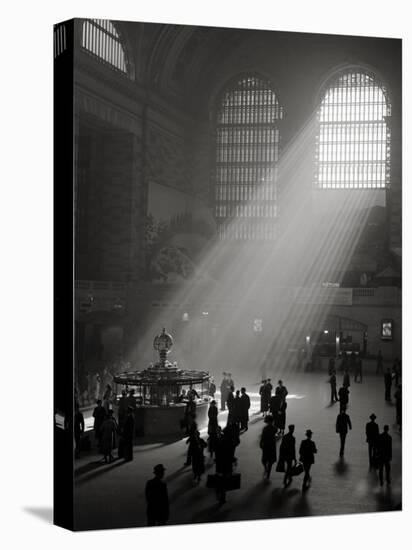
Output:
[73,351,401,527]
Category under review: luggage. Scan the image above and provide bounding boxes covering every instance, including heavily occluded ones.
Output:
[290,462,304,476]
[206,473,241,491]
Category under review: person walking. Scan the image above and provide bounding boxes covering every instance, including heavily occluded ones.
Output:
[220,373,229,411]
[184,395,197,435]
[145,464,169,526]
[226,385,235,425]
[354,356,363,383]
[338,385,350,413]
[377,425,392,486]
[259,415,277,479]
[208,399,219,434]
[329,370,338,403]
[279,424,296,487]
[336,407,352,457]
[208,378,216,399]
[277,398,287,436]
[299,429,317,491]
[259,380,267,415]
[100,409,118,463]
[191,432,207,483]
[384,367,392,401]
[184,426,200,467]
[233,390,242,428]
[208,425,222,460]
[207,400,220,459]
[214,426,237,505]
[239,387,251,432]
[260,379,272,417]
[365,413,379,469]
[117,389,128,430]
[343,368,350,389]
[92,399,106,450]
[276,380,288,401]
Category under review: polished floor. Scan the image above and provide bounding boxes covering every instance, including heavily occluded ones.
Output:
[74,368,401,530]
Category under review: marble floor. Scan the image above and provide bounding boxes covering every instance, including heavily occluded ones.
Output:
[74,369,401,531]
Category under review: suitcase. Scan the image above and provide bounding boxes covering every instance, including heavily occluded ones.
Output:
[290,462,304,476]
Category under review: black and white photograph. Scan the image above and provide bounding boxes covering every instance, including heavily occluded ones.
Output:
[2,0,410,548]
[53,16,403,530]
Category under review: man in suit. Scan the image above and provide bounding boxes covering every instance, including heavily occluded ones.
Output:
[220,373,229,411]
[338,385,349,413]
[365,413,379,468]
[259,414,277,479]
[226,385,235,425]
[329,370,338,403]
[276,380,288,401]
[377,425,392,486]
[299,429,317,491]
[336,407,352,457]
[239,387,251,431]
[279,424,296,486]
[145,464,169,526]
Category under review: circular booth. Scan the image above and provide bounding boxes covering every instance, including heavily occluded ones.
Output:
[113,329,211,436]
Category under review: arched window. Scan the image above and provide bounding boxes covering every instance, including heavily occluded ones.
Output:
[215,75,283,240]
[315,70,391,189]
[82,19,128,74]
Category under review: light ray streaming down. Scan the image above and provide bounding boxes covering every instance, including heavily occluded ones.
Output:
[130,111,384,387]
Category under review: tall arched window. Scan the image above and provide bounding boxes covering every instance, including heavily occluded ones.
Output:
[82,19,128,74]
[215,75,283,240]
[315,70,391,189]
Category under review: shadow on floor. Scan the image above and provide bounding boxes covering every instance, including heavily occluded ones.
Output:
[270,486,301,513]
[134,434,185,446]
[165,465,189,483]
[23,507,53,524]
[75,458,128,485]
[334,457,350,476]
[168,475,198,501]
[374,485,402,512]
[240,478,272,504]
[293,492,312,516]
[75,460,106,477]
[187,501,232,524]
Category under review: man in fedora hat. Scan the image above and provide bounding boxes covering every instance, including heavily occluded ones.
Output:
[145,464,169,526]
[299,429,317,491]
[365,413,380,469]
[335,406,352,457]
